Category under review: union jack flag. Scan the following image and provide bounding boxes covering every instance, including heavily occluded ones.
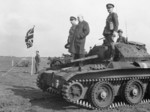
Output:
[25,26,34,48]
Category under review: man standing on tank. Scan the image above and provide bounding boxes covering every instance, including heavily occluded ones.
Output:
[35,50,40,74]
[117,29,127,44]
[103,3,119,61]
[65,16,77,59]
[74,15,90,59]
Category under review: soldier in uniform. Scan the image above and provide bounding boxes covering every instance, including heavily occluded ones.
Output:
[65,16,77,59]
[74,15,90,59]
[117,29,127,43]
[35,50,40,74]
[103,3,119,61]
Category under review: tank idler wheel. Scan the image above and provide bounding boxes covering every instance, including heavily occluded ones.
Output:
[63,81,84,102]
[91,81,115,109]
[124,79,144,105]
[36,73,49,91]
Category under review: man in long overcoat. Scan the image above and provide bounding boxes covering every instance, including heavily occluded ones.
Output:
[65,16,77,59]
[74,15,90,59]
[103,3,119,61]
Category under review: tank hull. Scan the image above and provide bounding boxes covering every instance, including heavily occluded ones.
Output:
[37,64,150,110]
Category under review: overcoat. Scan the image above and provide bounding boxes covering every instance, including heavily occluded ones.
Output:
[74,21,90,54]
[68,25,76,54]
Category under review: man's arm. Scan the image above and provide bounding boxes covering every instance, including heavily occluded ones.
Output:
[112,13,119,32]
[83,22,90,36]
[80,22,90,38]
[67,27,72,43]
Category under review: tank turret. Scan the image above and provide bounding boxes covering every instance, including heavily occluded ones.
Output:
[72,41,150,63]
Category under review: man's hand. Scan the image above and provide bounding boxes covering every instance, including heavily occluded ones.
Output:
[113,31,117,37]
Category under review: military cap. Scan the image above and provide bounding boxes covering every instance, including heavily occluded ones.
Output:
[106,3,114,8]
[70,16,76,21]
[118,29,123,33]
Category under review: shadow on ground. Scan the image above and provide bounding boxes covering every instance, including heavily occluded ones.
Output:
[9,85,83,111]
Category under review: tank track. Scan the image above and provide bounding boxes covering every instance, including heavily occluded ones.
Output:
[46,87,61,95]
[46,86,150,110]
[36,73,43,90]
[36,72,49,91]
[61,75,150,110]
[36,72,61,95]
[68,98,150,110]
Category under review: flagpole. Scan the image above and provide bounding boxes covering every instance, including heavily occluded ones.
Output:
[31,47,34,75]
[31,25,35,75]
[11,56,14,67]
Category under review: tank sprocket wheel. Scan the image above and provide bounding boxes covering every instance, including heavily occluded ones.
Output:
[124,79,144,105]
[36,73,49,91]
[62,81,84,102]
[90,81,115,109]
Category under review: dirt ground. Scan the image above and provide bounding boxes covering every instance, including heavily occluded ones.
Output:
[0,57,150,112]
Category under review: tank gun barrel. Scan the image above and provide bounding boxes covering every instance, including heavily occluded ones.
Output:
[71,55,98,63]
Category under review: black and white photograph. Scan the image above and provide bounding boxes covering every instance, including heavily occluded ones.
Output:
[0,0,150,112]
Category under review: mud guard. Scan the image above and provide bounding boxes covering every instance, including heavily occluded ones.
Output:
[133,61,150,68]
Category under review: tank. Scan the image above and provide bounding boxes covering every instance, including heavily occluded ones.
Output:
[36,41,150,110]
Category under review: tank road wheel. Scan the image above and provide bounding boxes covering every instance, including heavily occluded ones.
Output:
[91,81,115,109]
[124,79,144,105]
[62,81,84,102]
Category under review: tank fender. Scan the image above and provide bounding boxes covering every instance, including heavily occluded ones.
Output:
[107,62,136,69]
[133,61,150,68]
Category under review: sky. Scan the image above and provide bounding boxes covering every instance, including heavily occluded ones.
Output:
[0,0,150,57]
